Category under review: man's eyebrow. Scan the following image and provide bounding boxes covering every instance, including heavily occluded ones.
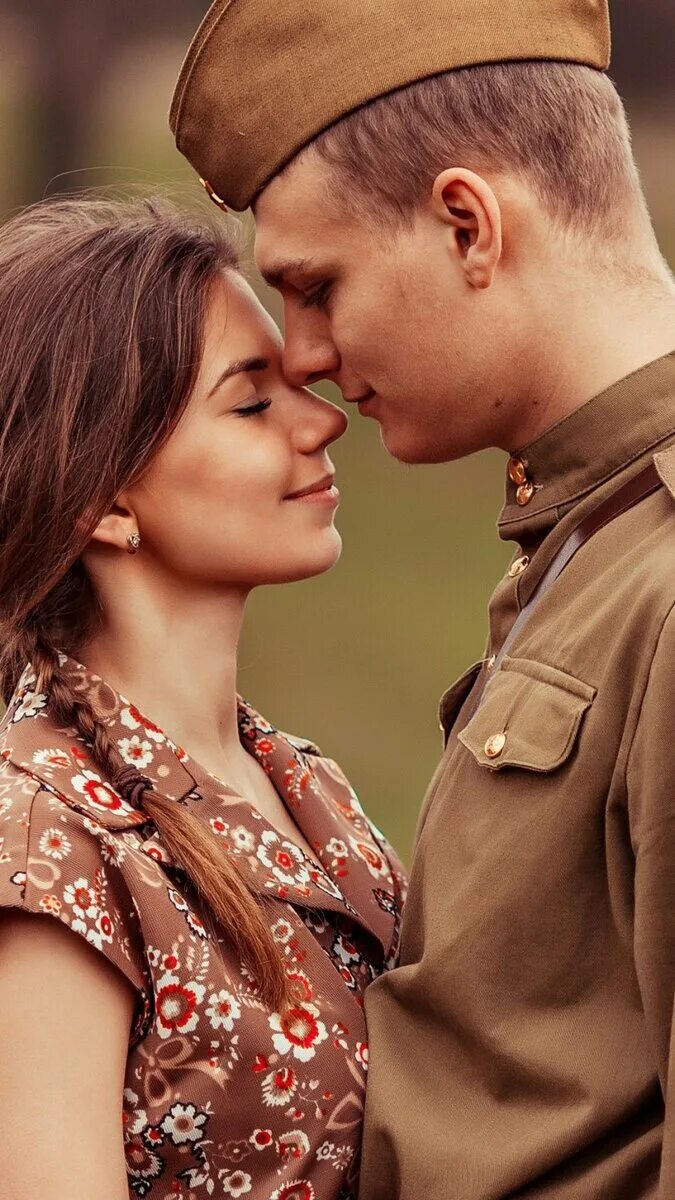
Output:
[208,356,269,398]
[259,257,318,289]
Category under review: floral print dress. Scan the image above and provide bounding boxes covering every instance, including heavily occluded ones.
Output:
[0,657,407,1200]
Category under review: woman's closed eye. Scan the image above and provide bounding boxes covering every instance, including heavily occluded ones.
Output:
[235,396,273,417]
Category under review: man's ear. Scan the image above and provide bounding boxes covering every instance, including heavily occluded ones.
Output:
[88,494,139,554]
[431,168,503,289]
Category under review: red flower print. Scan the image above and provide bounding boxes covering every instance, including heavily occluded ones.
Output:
[270,1181,314,1200]
[269,1004,328,1062]
[261,1066,297,1107]
[155,973,205,1039]
[73,771,123,811]
[250,1128,273,1150]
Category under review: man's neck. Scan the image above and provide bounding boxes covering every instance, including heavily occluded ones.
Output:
[507,275,675,453]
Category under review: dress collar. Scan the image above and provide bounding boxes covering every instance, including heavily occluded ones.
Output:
[498,351,675,542]
[0,656,398,956]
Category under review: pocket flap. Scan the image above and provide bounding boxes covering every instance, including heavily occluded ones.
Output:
[458,656,596,773]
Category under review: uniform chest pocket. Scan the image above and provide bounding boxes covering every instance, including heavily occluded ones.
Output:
[458,656,596,772]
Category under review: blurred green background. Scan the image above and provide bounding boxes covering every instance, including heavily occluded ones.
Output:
[0,2,673,860]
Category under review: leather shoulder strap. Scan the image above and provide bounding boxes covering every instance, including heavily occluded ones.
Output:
[471,461,663,715]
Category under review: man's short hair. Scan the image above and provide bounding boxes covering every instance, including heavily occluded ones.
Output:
[310,62,642,238]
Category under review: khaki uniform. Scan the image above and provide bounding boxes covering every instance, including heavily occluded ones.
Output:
[361,352,675,1199]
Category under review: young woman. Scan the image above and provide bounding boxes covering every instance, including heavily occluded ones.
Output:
[0,197,406,1200]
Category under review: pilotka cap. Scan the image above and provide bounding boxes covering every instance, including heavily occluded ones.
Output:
[170,0,611,213]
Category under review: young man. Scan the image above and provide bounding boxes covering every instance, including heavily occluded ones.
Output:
[171,2,675,1196]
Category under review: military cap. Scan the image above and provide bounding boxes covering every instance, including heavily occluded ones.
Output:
[170,0,611,213]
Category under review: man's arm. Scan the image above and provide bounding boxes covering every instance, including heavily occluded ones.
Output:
[627,604,675,1197]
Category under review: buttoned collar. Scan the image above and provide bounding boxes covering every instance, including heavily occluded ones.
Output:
[498,351,675,542]
[0,656,398,956]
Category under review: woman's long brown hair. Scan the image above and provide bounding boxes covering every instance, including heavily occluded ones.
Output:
[0,196,291,1011]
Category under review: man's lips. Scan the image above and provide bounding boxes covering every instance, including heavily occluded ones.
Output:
[343,388,376,408]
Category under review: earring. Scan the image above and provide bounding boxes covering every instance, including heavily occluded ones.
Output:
[126,533,141,555]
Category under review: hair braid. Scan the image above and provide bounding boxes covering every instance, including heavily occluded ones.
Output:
[27,632,292,1012]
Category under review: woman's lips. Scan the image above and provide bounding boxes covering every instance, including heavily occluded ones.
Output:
[287,484,340,505]
[284,475,340,505]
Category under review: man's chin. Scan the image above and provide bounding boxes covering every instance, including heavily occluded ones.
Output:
[379,422,461,465]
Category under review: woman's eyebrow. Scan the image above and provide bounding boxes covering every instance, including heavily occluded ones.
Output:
[208,356,269,397]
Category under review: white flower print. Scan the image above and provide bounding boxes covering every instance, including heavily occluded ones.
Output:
[119,704,165,743]
[32,748,70,769]
[222,1171,252,1198]
[277,1130,310,1163]
[87,909,114,950]
[356,1041,369,1070]
[124,1134,164,1185]
[270,917,294,944]
[38,827,72,860]
[64,876,99,920]
[159,1101,209,1145]
[261,1066,298,1107]
[205,988,241,1032]
[325,838,348,858]
[71,769,133,816]
[348,834,390,880]
[269,1182,315,1200]
[122,1088,148,1137]
[316,1141,336,1162]
[12,689,48,723]
[118,736,154,769]
[230,824,255,853]
[249,1128,274,1151]
[209,815,230,837]
[331,931,361,966]
[99,834,127,866]
[155,970,205,1039]
[268,1003,328,1063]
[257,830,311,887]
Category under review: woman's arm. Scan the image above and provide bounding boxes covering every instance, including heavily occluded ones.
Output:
[0,909,135,1200]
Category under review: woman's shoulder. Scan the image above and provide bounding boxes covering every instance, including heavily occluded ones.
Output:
[0,750,153,1040]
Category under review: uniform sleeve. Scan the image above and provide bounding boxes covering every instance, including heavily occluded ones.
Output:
[0,759,152,1045]
[627,605,675,1197]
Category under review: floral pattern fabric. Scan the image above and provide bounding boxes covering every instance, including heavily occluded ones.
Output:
[0,657,406,1199]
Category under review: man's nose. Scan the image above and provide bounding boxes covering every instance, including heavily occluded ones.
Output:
[282,309,340,388]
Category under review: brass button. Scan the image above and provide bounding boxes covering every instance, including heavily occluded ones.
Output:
[484,733,507,759]
[516,481,535,506]
[508,555,530,578]
[486,654,496,671]
[508,457,528,486]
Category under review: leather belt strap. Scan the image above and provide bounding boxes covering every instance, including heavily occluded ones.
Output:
[469,461,663,718]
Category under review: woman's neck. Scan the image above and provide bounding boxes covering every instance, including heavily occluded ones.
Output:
[79,574,250,767]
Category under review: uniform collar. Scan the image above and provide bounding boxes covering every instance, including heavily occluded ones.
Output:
[0,656,397,956]
[498,350,675,542]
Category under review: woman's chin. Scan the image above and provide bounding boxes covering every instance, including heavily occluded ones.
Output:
[266,533,344,585]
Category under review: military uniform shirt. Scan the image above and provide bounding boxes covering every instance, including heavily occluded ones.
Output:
[360,352,675,1200]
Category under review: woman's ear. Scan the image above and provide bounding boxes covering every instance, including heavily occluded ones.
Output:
[88,494,140,554]
[431,167,503,290]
